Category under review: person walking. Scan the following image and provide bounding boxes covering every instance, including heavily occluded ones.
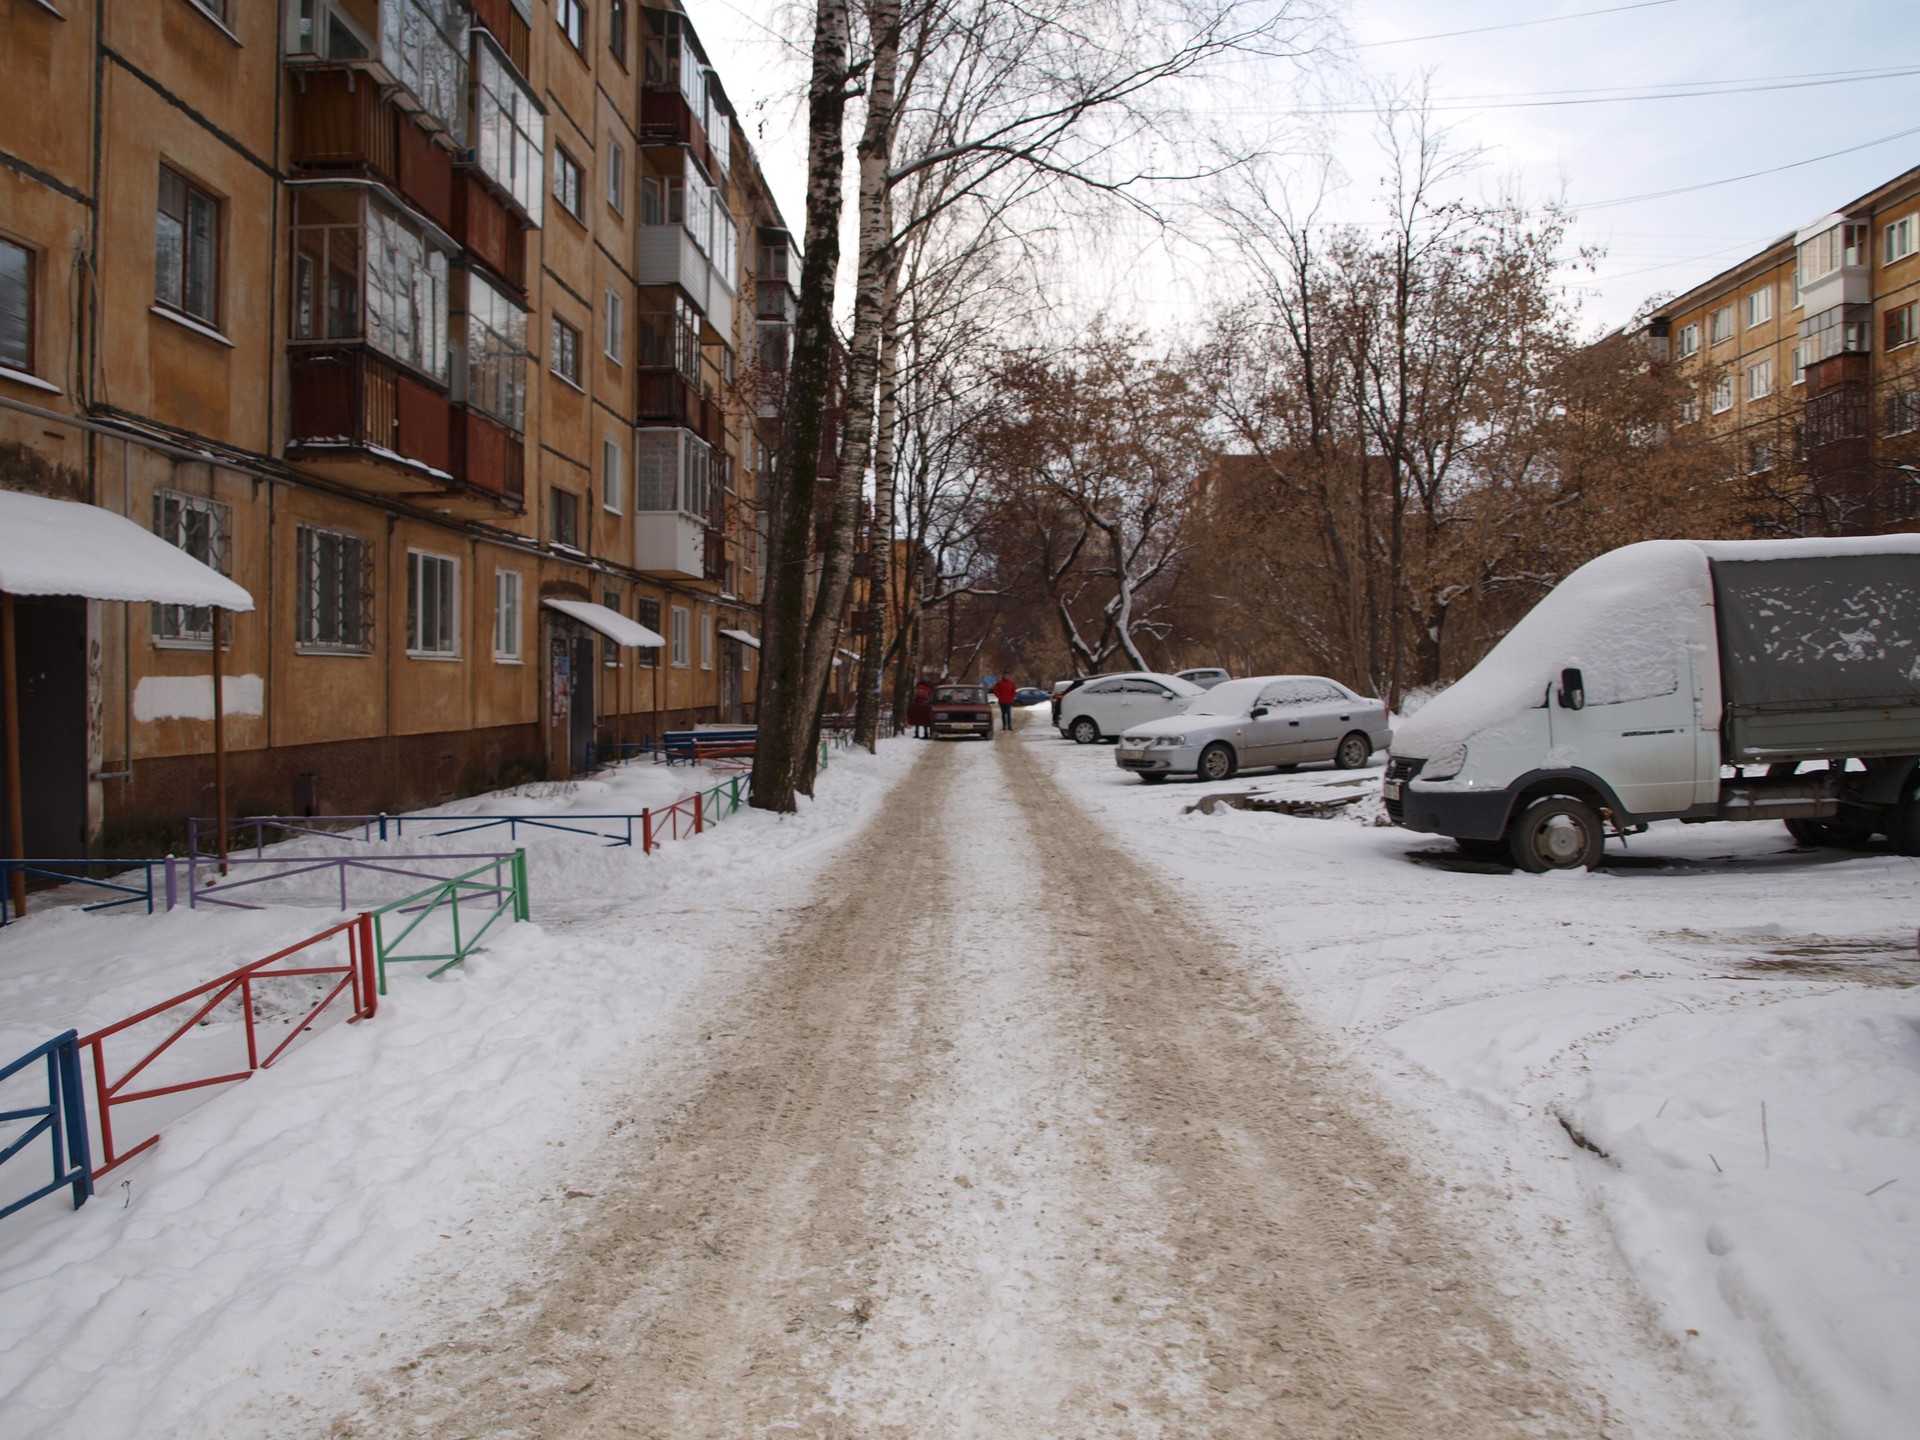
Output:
[909,678,933,739]
[993,673,1017,732]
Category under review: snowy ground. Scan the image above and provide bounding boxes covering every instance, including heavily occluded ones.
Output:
[1,713,1915,1438]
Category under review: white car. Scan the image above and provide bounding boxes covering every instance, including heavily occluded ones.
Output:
[1114,675,1392,782]
[1056,671,1205,744]
[1176,667,1231,689]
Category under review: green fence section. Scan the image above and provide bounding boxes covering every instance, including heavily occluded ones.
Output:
[699,774,751,826]
[370,849,529,993]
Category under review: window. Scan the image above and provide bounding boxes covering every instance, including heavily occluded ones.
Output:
[1710,374,1734,414]
[1707,305,1733,346]
[475,42,545,224]
[700,611,713,670]
[1674,322,1699,359]
[1799,222,1868,286]
[365,200,450,380]
[1887,389,1920,437]
[1746,288,1772,328]
[606,140,625,214]
[156,165,219,326]
[1803,304,1873,363]
[407,550,460,657]
[636,596,660,666]
[670,605,690,666]
[1746,359,1773,402]
[608,0,627,64]
[550,315,582,386]
[553,147,584,220]
[465,271,530,431]
[603,435,623,512]
[296,524,373,652]
[1886,302,1916,350]
[556,0,585,51]
[0,239,32,374]
[190,0,228,23]
[1885,214,1916,266]
[604,288,623,363]
[1747,442,1775,475]
[551,486,581,548]
[293,190,451,380]
[494,569,523,661]
[640,175,665,227]
[152,491,232,645]
[1791,345,1805,386]
[380,0,471,143]
[1791,265,1802,309]
[635,427,710,517]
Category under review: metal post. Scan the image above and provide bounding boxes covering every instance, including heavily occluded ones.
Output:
[211,606,228,875]
[642,808,653,854]
[163,854,178,911]
[3,591,26,919]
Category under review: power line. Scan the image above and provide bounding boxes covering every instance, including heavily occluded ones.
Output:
[1577,123,1920,209]
[1261,65,1920,115]
[1352,0,1677,49]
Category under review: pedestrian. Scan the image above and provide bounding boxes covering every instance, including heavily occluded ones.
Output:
[909,678,933,739]
[993,673,1017,732]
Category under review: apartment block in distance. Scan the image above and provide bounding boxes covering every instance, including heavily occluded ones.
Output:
[0,0,793,856]
[1642,161,1920,536]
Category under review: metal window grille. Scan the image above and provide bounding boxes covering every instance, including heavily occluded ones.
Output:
[153,491,233,645]
[296,523,374,651]
[636,597,661,666]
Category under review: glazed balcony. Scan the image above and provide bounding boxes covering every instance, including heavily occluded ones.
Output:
[285,0,472,147]
[635,367,725,448]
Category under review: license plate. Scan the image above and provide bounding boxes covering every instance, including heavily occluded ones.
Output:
[1118,748,1144,761]
[1383,779,1402,800]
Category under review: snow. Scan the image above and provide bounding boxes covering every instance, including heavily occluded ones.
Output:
[3,726,1918,1438]
[0,491,255,609]
[132,674,265,722]
[540,598,666,648]
[1032,736,1920,1440]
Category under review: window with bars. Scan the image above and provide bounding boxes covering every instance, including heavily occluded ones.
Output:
[604,589,622,667]
[157,165,219,325]
[407,550,460,657]
[494,568,523,660]
[153,490,232,646]
[296,524,374,653]
[636,596,661,666]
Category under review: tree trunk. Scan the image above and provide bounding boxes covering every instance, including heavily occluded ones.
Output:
[749,0,850,814]
[854,282,901,750]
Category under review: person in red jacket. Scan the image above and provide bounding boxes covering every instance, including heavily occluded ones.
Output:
[992,674,1017,732]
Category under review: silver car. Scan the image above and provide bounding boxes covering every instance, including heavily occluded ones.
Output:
[1114,675,1391,782]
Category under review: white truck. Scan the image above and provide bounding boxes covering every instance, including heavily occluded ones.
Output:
[1385,536,1920,870]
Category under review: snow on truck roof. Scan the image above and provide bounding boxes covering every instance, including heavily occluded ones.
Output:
[1393,537,1920,755]
[0,489,255,609]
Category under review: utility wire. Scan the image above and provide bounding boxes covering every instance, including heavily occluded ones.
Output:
[1270,65,1920,115]
[1353,0,1677,49]
[1578,122,1920,209]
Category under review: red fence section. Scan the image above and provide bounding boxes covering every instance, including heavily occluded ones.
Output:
[78,915,378,1178]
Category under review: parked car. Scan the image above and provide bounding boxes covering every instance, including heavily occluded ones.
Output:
[930,683,994,740]
[1058,672,1205,744]
[1176,667,1232,689]
[1012,686,1050,707]
[1116,675,1390,782]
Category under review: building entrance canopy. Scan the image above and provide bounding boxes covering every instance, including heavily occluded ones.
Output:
[717,627,758,648]
[541,597,665,648]
[0,491,255,609]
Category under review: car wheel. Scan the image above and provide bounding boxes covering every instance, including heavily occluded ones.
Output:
[1508,795,1604,872]
[1139,772,1168,784]
[1784,818,1872,848]
[1334,731,1372,770]
[1198,742,1237,782]
[1070,717,1099,744]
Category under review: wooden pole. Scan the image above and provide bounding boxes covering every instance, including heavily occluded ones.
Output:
[211,605,228,874]
[2,591,26,918]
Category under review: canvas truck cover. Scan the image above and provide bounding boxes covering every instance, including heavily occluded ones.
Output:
[1710,551,1920,762]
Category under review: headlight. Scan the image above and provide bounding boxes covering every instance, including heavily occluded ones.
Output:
[1422,742,1468,781]
[1149,734,1185,747]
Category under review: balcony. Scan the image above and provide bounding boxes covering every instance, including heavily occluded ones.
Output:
[641,90,711,177]
[637,224,709,308]
[285,0,472,147]
[454,171,526,294]
[288,346,452,486]
[756,280,796,323]
[636,367,719,441]
[288,70,454,230]
[449,407,526,512]
[463,0,529,74]
[635,513,706,578]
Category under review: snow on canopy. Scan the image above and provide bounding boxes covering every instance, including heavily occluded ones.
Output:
[0,490,255,609]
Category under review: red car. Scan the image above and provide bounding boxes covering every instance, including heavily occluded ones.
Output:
[930,683,994,740]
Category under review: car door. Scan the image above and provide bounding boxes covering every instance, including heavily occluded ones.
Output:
[1070,678,1125,735]
[1132,679,1186,726]
[1245,680,1309,765]
[1290,680,1355,761]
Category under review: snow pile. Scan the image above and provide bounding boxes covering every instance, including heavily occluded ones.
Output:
[0,739,917,1439]
[0,491,254,608]
[1035,734,1920,1440]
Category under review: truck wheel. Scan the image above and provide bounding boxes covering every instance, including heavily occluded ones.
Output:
[1198,742,1238,782]
[1784,818,1871,848]
[1888,788,1920,857]
[1333,732,1373,769]
[1454,837,1508,858]
[1070,717,1100,744]
[1509,795,1604,872]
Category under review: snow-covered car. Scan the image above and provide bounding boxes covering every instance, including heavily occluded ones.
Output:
[1057,672,1205,744]
[1114,675,1391,782]
[931,683,994,739]
[1176,667,1232,689]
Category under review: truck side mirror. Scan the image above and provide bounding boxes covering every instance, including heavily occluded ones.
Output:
[1557,667,1585,711]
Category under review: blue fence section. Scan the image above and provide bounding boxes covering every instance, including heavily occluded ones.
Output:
[1,859,161,927]
[0,1031,94,1221]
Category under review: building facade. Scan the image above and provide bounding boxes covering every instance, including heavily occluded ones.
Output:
[0,0,792,855]
[1643,163,1920,537]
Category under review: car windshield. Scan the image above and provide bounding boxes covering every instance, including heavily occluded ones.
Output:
[934,685,986,704]
[1186,678,1279,716]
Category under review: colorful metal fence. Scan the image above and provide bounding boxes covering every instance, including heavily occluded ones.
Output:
[370,850,529,992]
[0,859,161,927]
[78,914,379,1178]
[0,1032,93,1221]
[187,849,522,912]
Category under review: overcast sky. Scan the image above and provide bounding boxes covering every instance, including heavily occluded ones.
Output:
[690,0,1919,336]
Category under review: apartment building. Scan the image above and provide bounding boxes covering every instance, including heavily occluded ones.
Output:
[0,0,789,856]
[1644,162,1920,536]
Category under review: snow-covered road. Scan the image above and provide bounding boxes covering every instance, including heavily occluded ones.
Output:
[319,727,1715,1438]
